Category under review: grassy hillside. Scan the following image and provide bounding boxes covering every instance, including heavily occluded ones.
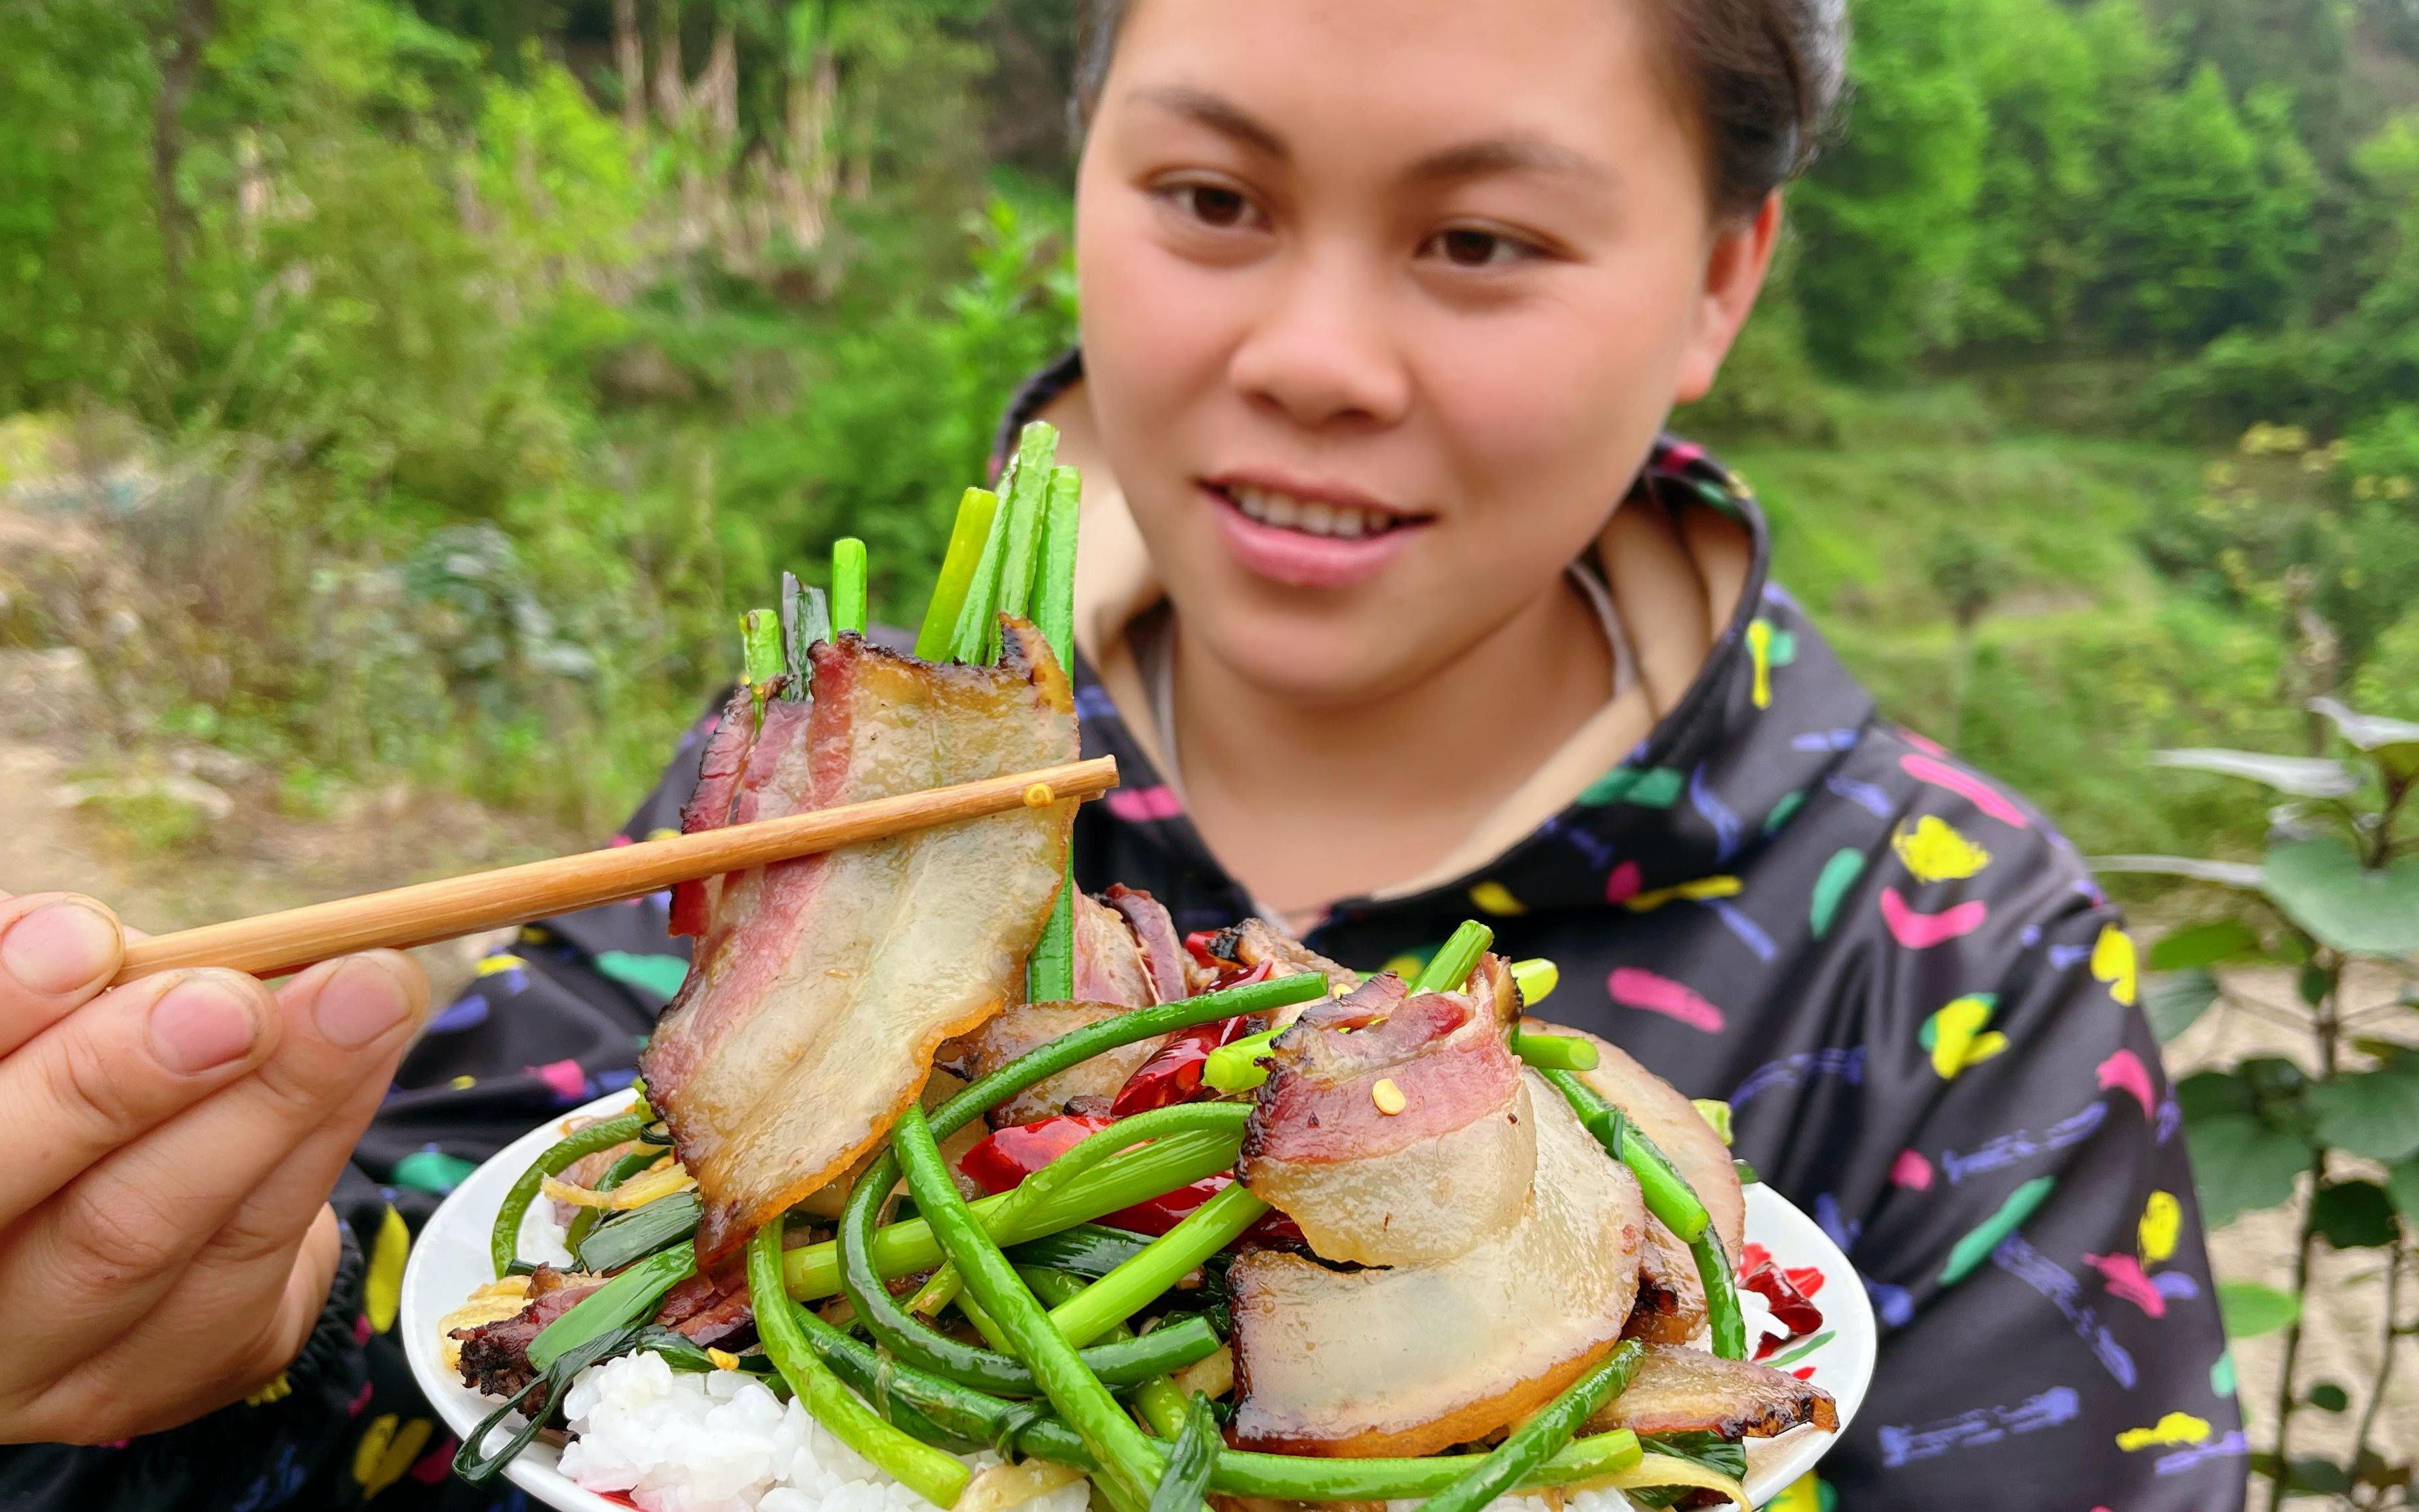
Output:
[1716,397,2296,860]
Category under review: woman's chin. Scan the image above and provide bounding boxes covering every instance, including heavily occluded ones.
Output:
[1186,616,1444,713]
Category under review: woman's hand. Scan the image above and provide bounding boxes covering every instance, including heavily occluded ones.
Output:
[0,890,428,1444]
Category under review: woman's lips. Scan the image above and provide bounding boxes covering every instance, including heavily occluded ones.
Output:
[1202,483,1427,589]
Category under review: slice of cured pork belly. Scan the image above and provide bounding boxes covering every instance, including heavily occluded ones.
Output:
[1586,1343,1838,1440]
[938,1001,1158,1125]
[1237,957,1530,1268]
[939,887,1189,1125]
[639,621,1078,1263]
[1528,1021,1747,1342]
[1228,1070,1646,1458]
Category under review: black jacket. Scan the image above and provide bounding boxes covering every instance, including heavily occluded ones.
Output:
[5,377,2246,1511]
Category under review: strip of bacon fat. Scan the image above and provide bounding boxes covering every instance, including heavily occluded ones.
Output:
[1528,1021,1747,1341]
[1238,958,1530,1267]
[640,622,1079,1263]
[1228,1071,1645,1458]
[1534,1022,1744,1259]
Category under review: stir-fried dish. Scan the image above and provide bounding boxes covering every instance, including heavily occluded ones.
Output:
[438,428,1840,1512]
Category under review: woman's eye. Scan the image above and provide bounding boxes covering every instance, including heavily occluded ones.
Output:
[1165,183,1260,231]
[1424,227,1537,269]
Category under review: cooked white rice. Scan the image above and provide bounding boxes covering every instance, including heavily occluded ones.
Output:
[553,1352,1660,1512]
[558,1353,1093,1512]
[517,1195,577,1269]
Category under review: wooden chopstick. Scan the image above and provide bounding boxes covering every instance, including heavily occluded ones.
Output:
[113,755,1120,984]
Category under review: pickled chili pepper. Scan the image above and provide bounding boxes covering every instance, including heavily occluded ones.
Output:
[1736,1241,1825,1359]
[1112,963,1274,1115]
[1111,1015,1258,1115]
[959,1115,1301,1243]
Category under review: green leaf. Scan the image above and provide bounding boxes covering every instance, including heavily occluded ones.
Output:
[2176,1069,2254,1124]
[2352,1037,2418,1069]
[2304,1381,2350,1413]
[2147,920,2264,971]
[2143,969,2222,1042]
[2390,1158,2419,1225]
[2307,1069,2419,1163]
[2090,855,2265,889]
[2216,1280,2302,1339]
[2310,698,2419,782]
[2236,1057,2314,1126]
[2310,1181,2400,1247]
[2261,835,2419,957]
[2187,1115,2308,1226]
[2153,748,2363,797]
[2284,1459,2354,1495]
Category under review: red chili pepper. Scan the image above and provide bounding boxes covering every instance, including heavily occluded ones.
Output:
[1181,934,1280,993]
[1111,963,1275,1117]
[1110,1018,1252,1115]
[958,1114,1300,1243]
[1736,1242,1824,1360]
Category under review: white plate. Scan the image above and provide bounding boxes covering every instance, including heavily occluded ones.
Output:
[403,1093,1874,1511]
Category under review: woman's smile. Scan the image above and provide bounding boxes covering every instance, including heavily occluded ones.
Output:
[1199,471,1434,589]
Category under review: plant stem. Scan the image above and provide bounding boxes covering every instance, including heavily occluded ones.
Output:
[893,1105,1166,1509]
[746,1222,971,1509]
[1412,920,1494,993]
[2268,1157,2324,1512]
[1542,1069,1711,1243]
[1048,1180,1270,1347]
[2270,957,2343,1512]
[1022,463,1083,1005]
[1511,1031,1599,1071]
[917,488,999,659]
[831,536,867,637]
[2347,1241,2403,1481]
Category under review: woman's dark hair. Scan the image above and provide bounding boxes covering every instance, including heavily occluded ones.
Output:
[1073,0,1849,218]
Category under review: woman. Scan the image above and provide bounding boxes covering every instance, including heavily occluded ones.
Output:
[0,0,2244,1507]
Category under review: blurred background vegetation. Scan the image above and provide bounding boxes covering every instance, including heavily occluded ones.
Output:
[0,0,2414,863]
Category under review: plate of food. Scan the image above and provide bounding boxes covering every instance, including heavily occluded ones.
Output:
[398,427,1873,1512]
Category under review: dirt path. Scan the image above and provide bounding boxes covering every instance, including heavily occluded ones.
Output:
[0,728,575,1005]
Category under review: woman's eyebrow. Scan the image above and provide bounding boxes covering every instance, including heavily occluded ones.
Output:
[1402,135,1614,187]
[1131,85,1290,161]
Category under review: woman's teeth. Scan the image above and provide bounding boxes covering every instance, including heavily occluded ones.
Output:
[1230,486,1387,539]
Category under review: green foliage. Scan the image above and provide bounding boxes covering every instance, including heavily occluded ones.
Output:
[2218,1280,2303,1339]
[2094,68,2318,345]
[1952,0,2110,347]
[1789,0,1987,373]
[2139,422,2419,679]
[2114,707,2419,1502]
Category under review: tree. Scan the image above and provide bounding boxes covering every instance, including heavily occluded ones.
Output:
[1790,0,1988,375]
[1955,0,2107,348]
[2090,65,2316,346]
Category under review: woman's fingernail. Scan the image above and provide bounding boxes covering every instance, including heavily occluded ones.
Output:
[313,957,413,1047]
[0,901,120,996]
[149,977,263,1075]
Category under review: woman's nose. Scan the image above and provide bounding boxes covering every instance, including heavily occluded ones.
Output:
[1226,248,1412,433]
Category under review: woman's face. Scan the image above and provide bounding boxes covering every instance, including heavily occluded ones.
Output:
[1075,0,1776,707]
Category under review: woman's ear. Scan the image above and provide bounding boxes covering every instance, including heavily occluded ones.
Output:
[1672,191,1784,405]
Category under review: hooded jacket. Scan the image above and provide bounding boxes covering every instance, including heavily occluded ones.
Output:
[3,359,2246,1511]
